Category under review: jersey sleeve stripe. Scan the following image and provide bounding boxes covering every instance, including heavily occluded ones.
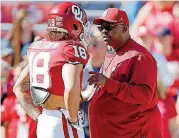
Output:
[67,61,81,65]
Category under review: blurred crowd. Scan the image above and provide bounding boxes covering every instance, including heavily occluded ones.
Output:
[1,1,179,138]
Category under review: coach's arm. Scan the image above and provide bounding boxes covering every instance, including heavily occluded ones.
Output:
[89,55,157,105]
[103,55,157,105]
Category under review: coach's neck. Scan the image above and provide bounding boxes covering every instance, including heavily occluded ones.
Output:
[115,32,131,51]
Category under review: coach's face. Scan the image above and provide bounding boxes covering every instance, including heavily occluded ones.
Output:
[99,21,126,46]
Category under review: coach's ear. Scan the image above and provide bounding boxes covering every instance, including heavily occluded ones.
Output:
[34,36,43,42]
[122,25,128,33]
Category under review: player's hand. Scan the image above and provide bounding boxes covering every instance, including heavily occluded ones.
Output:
[67,119,83,131]
[88,71,107,87]
[67,111,84,131]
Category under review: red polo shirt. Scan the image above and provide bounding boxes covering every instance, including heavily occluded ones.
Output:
[89,39,163,138]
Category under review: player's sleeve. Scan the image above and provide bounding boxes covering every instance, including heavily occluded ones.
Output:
[62,44,89,65]
[103,55,157,105]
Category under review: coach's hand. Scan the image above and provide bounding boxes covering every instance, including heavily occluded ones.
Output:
[88,72,107,87]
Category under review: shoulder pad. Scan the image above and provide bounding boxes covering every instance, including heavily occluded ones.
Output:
[62,42,89,65]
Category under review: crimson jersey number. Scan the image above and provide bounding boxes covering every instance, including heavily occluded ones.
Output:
[29,52,50,89]
[73,46,87,59]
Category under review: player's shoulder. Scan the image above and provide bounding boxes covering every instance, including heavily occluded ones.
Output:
[28,39,61,49]
[27,39,89,64]
[61,40,86,50]
[61,40,89,65]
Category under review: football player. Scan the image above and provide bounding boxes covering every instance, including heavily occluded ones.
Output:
[13,2,91,138]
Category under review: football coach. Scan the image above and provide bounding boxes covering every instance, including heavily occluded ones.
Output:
[87,8,163,138]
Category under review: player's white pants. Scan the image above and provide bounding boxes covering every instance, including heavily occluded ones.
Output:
[37,109,85,138]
